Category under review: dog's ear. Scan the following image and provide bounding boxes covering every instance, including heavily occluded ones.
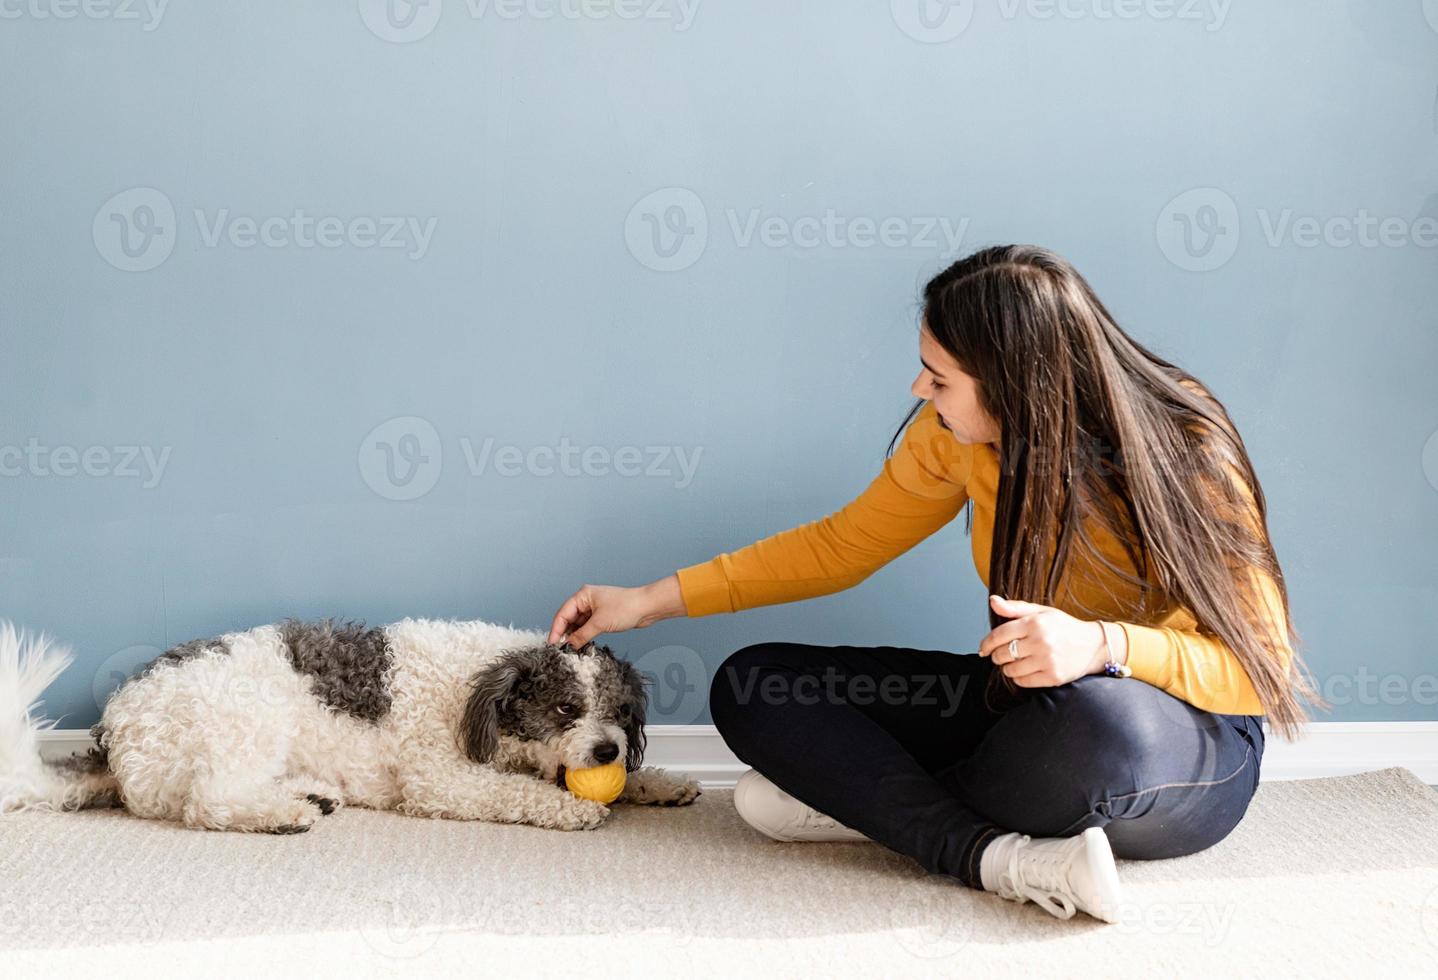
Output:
[617,657,650,772]
[459,652,531,764]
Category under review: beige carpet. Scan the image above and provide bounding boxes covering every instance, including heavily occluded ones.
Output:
[3,767,1436,976]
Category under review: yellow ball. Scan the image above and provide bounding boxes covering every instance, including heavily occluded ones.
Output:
[564,762,627,804]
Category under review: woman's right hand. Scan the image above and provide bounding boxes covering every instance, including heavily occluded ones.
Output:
[546,574,687,648]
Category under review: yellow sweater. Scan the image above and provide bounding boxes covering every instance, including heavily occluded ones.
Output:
[676,400,1290,716]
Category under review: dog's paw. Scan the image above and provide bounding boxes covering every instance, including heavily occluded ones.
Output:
[281,777,345,815]
[305,793,340,816]
[659,777,702,807]
[617,767,703,807]
[553,797,610,831]
[257,797,325,834]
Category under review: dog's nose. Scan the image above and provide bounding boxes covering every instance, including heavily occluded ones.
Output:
[592,742,619,764]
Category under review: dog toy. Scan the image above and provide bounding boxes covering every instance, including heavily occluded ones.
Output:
[562,762,626,804]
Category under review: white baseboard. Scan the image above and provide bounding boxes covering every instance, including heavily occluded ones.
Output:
[640,722,1438,787]
[38,722,1438,787]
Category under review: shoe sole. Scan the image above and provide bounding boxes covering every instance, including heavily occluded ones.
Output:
[1079,827,1125,924]
[733,770,869,843]
[733,771,785,841]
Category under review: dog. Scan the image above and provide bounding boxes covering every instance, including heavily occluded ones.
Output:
[0,617,701,833]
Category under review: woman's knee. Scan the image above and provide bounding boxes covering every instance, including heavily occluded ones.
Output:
[708,642,792,727]
[708,641,817,765]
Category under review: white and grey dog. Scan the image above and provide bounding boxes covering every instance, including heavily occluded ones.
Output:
[0,617,700,833]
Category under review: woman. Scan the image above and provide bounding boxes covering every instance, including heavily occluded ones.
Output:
[547,244,1321,923]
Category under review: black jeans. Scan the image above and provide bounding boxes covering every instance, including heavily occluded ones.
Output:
[709,641,1265,889]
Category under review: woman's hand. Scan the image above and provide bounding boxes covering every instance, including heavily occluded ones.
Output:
[546,574,688,648]
[978,595,1119,687]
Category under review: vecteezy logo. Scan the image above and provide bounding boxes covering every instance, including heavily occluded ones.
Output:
[623,187,708,272]
[1423,429,1438,493]
[629,645,708,724]
[93,188,176,272]
[1155,187,1241,272]
[358,416,443,500]
[890,0,974,43]
[888,900,974,959]
[92,644,164,712]
[358,872,448,958]
[359,0,443,43]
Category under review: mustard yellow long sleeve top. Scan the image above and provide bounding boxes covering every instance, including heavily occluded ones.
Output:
[676,400,1290,716]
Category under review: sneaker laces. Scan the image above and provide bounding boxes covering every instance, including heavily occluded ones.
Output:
[999,835,1079,920]
[793,804,846,833]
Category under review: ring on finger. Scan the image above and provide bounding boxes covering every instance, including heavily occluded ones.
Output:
[1008,638,1024,661]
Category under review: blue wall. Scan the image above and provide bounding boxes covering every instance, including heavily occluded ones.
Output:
[2,1,1435,728]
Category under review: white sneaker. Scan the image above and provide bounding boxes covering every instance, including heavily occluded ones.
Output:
[986,827,1125,923]
[732,769,870,842]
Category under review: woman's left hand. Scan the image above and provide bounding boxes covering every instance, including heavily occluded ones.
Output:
[978,595,1109,687]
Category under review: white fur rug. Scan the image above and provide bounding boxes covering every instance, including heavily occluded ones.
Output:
[2,767,1435,976]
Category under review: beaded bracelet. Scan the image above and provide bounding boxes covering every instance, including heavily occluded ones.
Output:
[1099,620,1132,678]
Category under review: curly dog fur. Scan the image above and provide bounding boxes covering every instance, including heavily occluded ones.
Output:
[0,618,700,833]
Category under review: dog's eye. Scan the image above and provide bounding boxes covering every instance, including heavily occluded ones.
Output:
[618,704,632,718]
[556,703,576,716]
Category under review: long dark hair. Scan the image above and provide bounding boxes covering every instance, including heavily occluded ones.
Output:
[888,245,1321,739]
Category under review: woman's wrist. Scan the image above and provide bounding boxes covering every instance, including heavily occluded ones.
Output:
[636,574,688,627]
[1106,621,1129,665]
[1086,620,1129,675]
